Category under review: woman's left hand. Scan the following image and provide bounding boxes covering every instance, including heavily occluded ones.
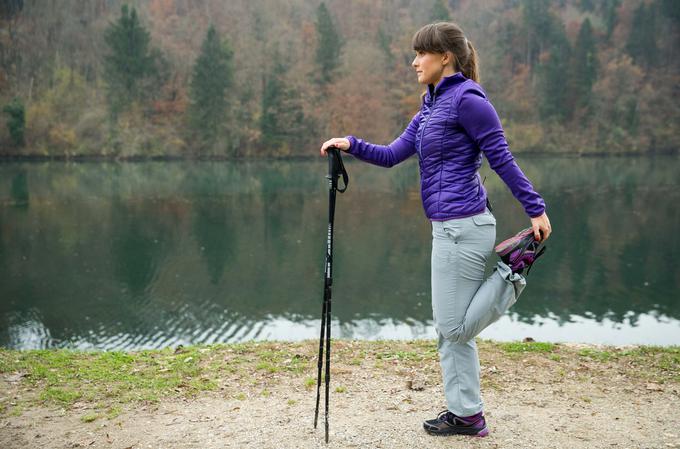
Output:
[530,212,552,242]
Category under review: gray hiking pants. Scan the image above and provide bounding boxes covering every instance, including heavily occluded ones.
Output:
[431,208,526,416]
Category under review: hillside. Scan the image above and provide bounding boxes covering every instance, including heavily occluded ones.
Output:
[1,0,679,157]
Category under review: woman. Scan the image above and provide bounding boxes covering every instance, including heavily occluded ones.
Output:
[319,22,552,438]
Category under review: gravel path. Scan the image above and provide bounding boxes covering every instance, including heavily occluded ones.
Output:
[1,340,679,449]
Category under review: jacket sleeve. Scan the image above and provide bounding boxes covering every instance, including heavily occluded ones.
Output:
[344,112,420,168]
[458,88,546,218]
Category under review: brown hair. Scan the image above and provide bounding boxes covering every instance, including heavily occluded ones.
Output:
[412,22,479,84]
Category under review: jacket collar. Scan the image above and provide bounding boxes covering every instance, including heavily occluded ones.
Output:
[426,72,467,101]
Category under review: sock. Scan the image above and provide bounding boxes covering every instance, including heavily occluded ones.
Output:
[459,411,484,424]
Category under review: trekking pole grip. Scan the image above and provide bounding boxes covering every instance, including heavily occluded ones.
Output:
[326,146,348,193]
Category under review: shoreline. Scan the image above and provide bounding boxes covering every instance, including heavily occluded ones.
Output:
[1,339,678,448]
[1,149,679,163]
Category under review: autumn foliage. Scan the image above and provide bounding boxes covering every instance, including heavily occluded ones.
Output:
[0,0,678,158]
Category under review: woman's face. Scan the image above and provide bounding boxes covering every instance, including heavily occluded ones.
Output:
[412,50,451,86]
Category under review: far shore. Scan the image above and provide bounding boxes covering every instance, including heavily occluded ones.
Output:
[1,339,678,448]
[1,148,679,163]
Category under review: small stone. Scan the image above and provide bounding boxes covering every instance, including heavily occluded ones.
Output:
[5,372,27,383]
[406,379,424,391]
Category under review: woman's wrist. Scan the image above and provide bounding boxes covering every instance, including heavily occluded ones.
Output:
[344,136,355,152]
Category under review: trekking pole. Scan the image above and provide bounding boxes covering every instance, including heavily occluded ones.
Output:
[313,146,348,444]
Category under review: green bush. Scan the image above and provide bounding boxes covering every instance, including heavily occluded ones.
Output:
[2,97,26,147]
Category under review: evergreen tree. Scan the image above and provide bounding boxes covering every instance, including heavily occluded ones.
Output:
[578,0,594,12]
[377,26,394,64]
[537,27,572,123]
[187,24,234,154]
[626,3,658,67]
[520,0,555,71]
[314,2,343,86]
[660,0,680,23]
[0,0,23,20]
[102,5,163,119]
[599,0,620,41]
[260,50,306,153]
[2,97,25,147]
[430,0,451,22]
[572,18,598,111]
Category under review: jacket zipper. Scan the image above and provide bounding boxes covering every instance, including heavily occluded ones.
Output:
[418,92,436,155]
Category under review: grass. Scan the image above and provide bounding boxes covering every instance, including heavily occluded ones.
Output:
[0,344,220,411]
[304,377,316,389]
[80,412,99,423]
[497,341,556,353]
[0,339,678,417]
[576,345,680,382]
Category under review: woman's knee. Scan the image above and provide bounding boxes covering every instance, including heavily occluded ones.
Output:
[436,323,472,344]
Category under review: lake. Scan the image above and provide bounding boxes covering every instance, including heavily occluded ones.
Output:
[1,156,679,349]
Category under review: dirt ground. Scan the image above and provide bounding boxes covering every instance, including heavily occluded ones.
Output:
[1,340,679,449]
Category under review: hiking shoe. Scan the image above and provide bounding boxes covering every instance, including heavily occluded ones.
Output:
[423,410,489,437]
[495,227,547,275]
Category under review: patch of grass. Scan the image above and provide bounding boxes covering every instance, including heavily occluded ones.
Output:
[619,346,680,382]
[255,361,280,373]
[498,341,556,353]
[188,377,218,392]
[40,387,82,406]
[235,392,246,400]
[0,351,11,373]
[0,345,212,409]
[567,346,680,382]
[9,404,23,417]
[81,412,99,423]
[578,348,614,361]
[304,377,316,389]
[334,386,346,393]
[106,406,122,420]
[287,399,297,406]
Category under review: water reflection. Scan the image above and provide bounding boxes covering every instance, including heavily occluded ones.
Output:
[5,309,679,349]
[11,170,29,208]
[0,157,678,349]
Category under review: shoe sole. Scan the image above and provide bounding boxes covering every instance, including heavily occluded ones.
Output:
[423,423,489,437]
[494,228,535,257]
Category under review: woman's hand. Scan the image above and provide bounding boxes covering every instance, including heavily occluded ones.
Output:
[530,212,552,242]
[320,137,350,156]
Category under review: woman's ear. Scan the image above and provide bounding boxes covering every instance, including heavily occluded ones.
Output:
[442,51,453,67]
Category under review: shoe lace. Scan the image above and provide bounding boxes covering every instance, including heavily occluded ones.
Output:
[525,243,547,276]
[436,410,455,423]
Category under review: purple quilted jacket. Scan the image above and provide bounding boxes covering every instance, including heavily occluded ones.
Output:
[345,72,545,221]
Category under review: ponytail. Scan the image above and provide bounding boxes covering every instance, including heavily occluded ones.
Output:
[462,39,479,83]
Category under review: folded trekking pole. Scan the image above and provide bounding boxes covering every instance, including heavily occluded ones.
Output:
[314,146,348,444]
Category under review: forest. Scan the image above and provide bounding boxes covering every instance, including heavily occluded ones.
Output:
[0,0,678,158]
